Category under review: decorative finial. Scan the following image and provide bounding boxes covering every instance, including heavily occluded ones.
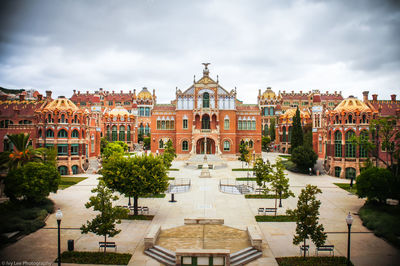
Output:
[202,63,210,76]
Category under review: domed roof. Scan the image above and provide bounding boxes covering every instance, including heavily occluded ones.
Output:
[42,96,79,112]
[262,87,276,99]
[108,106,130,116]
[280,107,310,120]
[334,96,372,113]
[137,87,152,100]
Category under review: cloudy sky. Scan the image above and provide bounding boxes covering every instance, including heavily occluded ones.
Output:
[0,0,399,103]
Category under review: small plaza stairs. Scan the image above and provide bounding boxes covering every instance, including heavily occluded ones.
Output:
[230,247,263,265]
[144,245,175,266]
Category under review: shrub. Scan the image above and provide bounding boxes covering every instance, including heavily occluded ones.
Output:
[291,146,317,173]
[356,167,395,204]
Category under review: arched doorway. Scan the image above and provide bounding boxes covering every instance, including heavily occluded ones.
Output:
[196,138,215,154]
[72,165,79,175]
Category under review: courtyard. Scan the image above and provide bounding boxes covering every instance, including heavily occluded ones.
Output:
[0,152,399,266]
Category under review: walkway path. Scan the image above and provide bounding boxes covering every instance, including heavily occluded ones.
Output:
[0,153,399,266]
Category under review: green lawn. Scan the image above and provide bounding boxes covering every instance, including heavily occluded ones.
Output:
[59,176,87,189]
[278,155,291,159]
[0,199,54,247]
[59,251,132,265]
[122,214,154,220]
[236,177,257,181]
[232,168,254,171]
[276,257,352,266]
[255,215,296,222]
[334,183,357,194]
[359,202,400,248]
[245,194,288,199]
[141,194,166,198]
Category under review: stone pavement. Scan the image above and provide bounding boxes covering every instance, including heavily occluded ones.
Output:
[0,152,399,266]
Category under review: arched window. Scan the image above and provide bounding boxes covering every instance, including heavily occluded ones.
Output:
[334,131,342,157]
[119,126,125,141]
[182,140,188,151]
[282,127,287,142]
[224,118,230,130]
[38,129,42,138]
[360,130,368,158]
[159,139,164,149]
[264,124,269,135]
[347,115,352,124]
[0,120,13,128]
[127,125,131,141]
[335,116,339,124]
[270,107,274,115]
[345,167,356,179]
[334,167,341,177]
[112,126,118,141]
[47,114,52,123]
[72,165,79,175]
[224,140,230,151]
[362,114,366,124]
[61,114,65,123]
[58,166,68,175]
[46,129,54,138]
[345,130,356,158]
[58,129,68,138]
[202,115,210,129]
[71,129,79,138]
[106,126,110,141]
[3,139,11,152]
[249,140,254,148]
[202,92,210,108]
[145,124,150,135]
[74,115,78,123]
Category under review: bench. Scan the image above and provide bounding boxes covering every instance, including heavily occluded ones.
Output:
[316,245,334,256]
[99,241,117,251]
[299,245,309,256]
[258,208,277,215]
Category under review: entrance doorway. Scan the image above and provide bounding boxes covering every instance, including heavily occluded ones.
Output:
[196,138,215,154]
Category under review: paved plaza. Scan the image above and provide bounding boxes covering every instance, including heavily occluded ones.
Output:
[0,152,399,266]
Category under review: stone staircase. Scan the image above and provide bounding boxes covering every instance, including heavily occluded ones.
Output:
[230,247,263,265]
[144,245,176,266]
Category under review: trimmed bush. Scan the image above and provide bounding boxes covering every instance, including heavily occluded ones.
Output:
[276,256,352,266]
[60,251,132,265]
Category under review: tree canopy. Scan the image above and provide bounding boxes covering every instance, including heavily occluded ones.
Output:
[238,142,250,168]
[80,181,128,253]
[102,142,125,160]
[253,158,273,193]
[162,140,176,169]
[291,146,318,173]
[271,158,294,206]
[269,118,276,141]
[291,107,304,151]
[287,184,326,257]
[101,154,169,215]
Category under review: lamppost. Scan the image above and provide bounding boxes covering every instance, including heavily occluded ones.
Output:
[56,208,63,266]
[346,212,353,266]
[156,149,159,156]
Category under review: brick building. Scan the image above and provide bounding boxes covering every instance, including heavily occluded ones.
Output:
[150,64,262,156]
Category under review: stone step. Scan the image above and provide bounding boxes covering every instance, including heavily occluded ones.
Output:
[230,248,259,264]
[231,250,263,266]
[230,247,254,260]
[153,245,176,259]
[144,249,175,266]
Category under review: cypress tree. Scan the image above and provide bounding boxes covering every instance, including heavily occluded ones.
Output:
[291,107,303,151]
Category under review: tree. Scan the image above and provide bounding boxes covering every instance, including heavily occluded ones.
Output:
[101,154,169,215]
[100,138,109,154]
[5,133,39,170]
[262,136,271,152]
[4,161,60,203]
[238,142,250,168]
[80,181,128,253]
[291,107,303,151]
[253,158,272,193]
[291,146,317,173]
[114,141,128,152]
[102,142,125,160]
[269,118,276,141]
[138,132,144,142]
[162,140,176,169]
[302,124,313,149]
[143,136,151,150]
[271,158,294,207]
[356,167,396,204]
[286,185,326,257]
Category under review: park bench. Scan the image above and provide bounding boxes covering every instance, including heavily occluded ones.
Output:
[258,208,277,215]
[99,241,117,251]
[316,245,334,256]
[299,245,309,256]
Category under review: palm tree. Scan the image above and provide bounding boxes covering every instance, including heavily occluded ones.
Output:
[5,133,40,170]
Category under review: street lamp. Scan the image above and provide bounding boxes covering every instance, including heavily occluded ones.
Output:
[56,208,63,266]
[156,150,159,156]
[346,212,353,266]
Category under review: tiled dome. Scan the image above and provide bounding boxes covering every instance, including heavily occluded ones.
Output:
[137,87,152,100]
[42,96,79,112]
[334,96,371,113]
